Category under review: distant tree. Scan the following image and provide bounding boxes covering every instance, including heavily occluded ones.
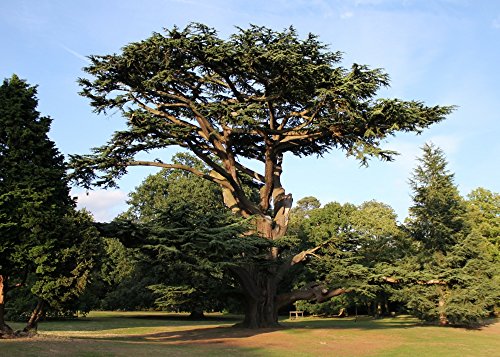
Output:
[466,188,500,252]
[70,24,453,327]
[294,197,321,213]
[0,75,100,337]
[291,201,370,315]
[293,200,405,317]
[406,144,467,252]
[117,154,238,316]
[350,201,408,316]
[395,144,499,326]
[351,201,405,266]
[464,188,500,314]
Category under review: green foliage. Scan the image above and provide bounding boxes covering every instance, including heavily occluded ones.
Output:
[395,144,499,326]
[97,154,268,314]
[295,295,348,316]
[0,75,72,276]
[0,75,101,323]
[406,143,467,252]
[70,23,453,190]
[121,153,227,223]
[466,188,500,251]
[82,237,156,311]
[288,199,405,316]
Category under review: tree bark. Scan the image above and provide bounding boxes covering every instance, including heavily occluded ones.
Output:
[0,275,13,336]
[230,265,280,328]
[438,288,448,326]
[189,309,205,319]
[23,299,45,333]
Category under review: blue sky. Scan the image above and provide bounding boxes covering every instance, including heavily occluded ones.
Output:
[1,0,499,222]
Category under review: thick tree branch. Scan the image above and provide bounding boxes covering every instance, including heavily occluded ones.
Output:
[277,283,349,309]
[234,161,265,183]
[259,147,275,211]
[275,245,323,283]
[382,276,447,285]
[127,160,230,188]
[268,101,277,131]
[277,109,310,131]
[132,95,200,132]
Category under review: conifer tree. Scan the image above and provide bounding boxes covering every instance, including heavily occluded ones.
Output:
[466,188,500,253]
[71,24,453,327]
[398,143,498,326]
[0,75,99,336]
[406,143,466,252]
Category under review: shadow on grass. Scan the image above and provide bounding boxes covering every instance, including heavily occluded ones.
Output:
[64,316,425,344]
[124,314,242,322]
[281,316,420,330]
[33,313,497,338]
[31,313,241,332]
[71,324,284,343]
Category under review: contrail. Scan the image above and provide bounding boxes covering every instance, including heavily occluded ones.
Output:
[59,43,90,63]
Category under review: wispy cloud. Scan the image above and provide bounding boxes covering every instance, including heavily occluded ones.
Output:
[340,11,354,19]
[72,189,128,222]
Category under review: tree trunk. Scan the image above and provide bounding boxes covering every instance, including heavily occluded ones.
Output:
[0,275,13,336]
[437,287,448,326]
[189,309,205,319]
[231,265,280,328]
[376,301,382,318]
[23,299,45,333]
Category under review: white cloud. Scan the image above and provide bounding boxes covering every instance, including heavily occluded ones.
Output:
[72,189,128,222]
[341,11,354,19]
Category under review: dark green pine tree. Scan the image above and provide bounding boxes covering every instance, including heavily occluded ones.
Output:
[0,75,100,336]
[407,143,466,252]
[399,143,498,326]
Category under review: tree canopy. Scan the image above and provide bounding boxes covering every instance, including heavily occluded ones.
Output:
[70,23,454,328]
[71,23,453,225]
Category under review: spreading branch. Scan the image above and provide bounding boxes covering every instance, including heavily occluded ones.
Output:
[382,276,447,285]
[277,282,349,309]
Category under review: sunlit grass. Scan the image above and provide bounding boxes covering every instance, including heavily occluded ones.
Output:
[2,312,499,357]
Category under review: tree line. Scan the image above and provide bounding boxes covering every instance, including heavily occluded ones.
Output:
[1,24,498,336]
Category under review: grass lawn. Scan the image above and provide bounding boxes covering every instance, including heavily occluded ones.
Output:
[1,312,498,356]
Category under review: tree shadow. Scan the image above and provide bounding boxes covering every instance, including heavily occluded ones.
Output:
[67,315,422,344]
[282,316,499,331]
[281,316,421,330]
[35,313,240,332]
[37,314,498,337]
[124,313,242,322]
[72,325,284,343]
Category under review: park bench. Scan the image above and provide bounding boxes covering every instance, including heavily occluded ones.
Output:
[289,310,304,319]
